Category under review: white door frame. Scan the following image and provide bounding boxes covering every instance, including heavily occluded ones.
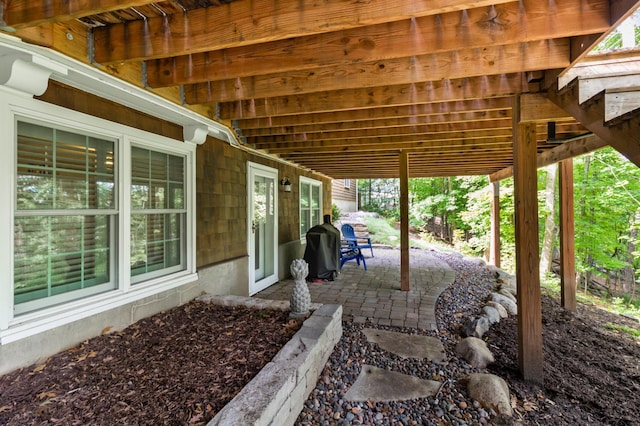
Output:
[247,162,279,295]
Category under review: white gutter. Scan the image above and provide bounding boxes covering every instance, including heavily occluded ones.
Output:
[0,32,237,145]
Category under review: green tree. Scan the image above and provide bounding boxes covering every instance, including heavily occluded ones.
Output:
[573,148,640,294]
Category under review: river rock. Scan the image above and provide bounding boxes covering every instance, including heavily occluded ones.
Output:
[498,287,517,303]
[466,373,513,416]
[456,337,494,368]
[481,305,501,325]
[485,301,508,319]
[461,316,490,338]
[490,293,517,315]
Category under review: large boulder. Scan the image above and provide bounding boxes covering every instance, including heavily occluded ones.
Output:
[497,275,517,289]
[485,301,508,319]
[456,337,494,368]
[461,316,490,338]
[466,373,513,416]
[490,293,517,316]
[487,266,513,281]
[498,287,517,303]
[481,305,501,325]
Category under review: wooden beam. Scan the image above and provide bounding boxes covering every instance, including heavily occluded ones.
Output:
[268,138,514,155]
[520,94,573,122]
[400,150,410,291]
[489,134,608,181]
[144,0,612,87]
[559,158,577,312]
[243,110,512,137]
[252,121,581,147]
[512,96,544,384]
[252,120,514,144]
[92,0,517,64]
[235,98,514,130]
[490,181,501,268]
[184,40,570,103]
[3,0,155,30]
[218,73,532,119]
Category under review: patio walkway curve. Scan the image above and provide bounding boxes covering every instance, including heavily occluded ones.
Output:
[256,247,455,330]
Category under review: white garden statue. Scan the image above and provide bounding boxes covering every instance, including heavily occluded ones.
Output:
[289,259,311,318]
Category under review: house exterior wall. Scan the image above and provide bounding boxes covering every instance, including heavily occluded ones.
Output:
[1,81,330,375]
[332,179,357,213]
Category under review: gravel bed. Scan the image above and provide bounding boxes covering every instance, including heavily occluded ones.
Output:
[297,251,501,425]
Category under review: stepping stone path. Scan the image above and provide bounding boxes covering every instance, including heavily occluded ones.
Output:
[344,365,441,402]
[362,328,446,361]
[345,329,446,402]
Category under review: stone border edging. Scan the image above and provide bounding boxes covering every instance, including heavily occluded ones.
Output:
[199,294,343,426]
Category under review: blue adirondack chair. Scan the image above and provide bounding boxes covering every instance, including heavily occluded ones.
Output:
[341,223,374,257]
[340,240,367,270]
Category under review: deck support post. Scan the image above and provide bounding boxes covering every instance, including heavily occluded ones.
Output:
[512,96,544,384]
[400,150,410,291]
[489,180,501,268]
[559,158,577,312]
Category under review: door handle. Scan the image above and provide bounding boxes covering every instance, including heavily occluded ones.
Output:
[252,220,257,233]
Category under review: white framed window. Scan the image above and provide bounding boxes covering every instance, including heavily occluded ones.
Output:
[14,120,118,314]
[130,146,187,283]
[344,179,351,189]
[300,176,322,240]
[1,89,197,338]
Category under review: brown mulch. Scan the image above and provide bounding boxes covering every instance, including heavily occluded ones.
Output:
[486,293,640,425]
[3,290,640,425]
[0,301,302,425]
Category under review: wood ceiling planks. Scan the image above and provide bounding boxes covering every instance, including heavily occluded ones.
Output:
[2,0,635,178]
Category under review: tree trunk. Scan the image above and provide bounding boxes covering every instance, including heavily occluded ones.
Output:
[580,155,591,293]
[540,164,558,275]
[623,208,640,294]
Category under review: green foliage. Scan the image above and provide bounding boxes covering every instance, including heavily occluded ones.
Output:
[362,216,451,251]
[573,148,640,279]
[594,10,640,52]
[541,272,561,295]
[331,203,341,222]
[357,146,640,288]
[604,323,640,338]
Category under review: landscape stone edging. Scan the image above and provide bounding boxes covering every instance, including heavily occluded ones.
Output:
[198,294,342,426]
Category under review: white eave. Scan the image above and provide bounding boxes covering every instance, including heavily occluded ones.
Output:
[0,32,237,146]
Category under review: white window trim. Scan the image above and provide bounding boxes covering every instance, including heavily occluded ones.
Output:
[299,176,323,242]
[344,179,351,189]
[0,87,198,344]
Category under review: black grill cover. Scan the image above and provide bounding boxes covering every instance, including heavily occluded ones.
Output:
[303,222,340,280]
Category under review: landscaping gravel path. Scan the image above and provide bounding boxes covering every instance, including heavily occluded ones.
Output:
[251,248,496,424]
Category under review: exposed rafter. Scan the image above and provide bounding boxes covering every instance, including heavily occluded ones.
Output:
[2,0,638,179]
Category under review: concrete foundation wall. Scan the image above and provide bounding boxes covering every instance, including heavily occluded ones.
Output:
[279,239,306,280]
[197,257,250,297]
[334,199,357,213]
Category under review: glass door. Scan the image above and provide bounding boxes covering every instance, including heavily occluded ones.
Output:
[247,163,278,294]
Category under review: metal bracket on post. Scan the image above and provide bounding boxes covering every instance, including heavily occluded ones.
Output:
[141,61,148,89]
[87,32,96,64]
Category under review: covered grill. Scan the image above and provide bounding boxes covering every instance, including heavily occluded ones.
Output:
[303,217,340,281]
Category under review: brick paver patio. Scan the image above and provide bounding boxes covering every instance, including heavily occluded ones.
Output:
[256,247,455,330]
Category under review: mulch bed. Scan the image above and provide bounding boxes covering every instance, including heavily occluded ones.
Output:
[0,301,301,425]
[486,293,640,425]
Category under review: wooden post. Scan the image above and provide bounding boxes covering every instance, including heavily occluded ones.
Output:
[400,150,410,291]
[489,180,501,268]
[559,158,577,312]
[512,96,544,384]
